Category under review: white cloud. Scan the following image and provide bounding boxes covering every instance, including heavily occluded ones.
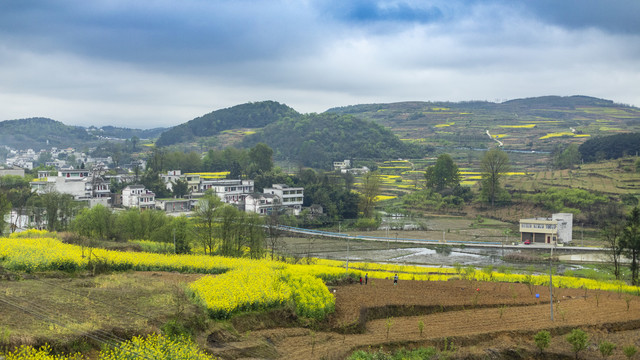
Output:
[0,0,638,128]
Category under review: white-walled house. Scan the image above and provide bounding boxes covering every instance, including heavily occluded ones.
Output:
[201,179,254,204]
[31,173,88,199]
[245,193,280,215]
[155,198,191,213]
[333,160,351,171]
[519,213,573,244]
[30,169,111,206]
[122,185,155,210]
[263,184,303,215]
[160,170,182,192]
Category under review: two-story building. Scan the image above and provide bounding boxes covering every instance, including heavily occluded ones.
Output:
[31,170,90,200]
[263,184,304,215]
[244,193,280,215]
[160,170,183,192]
[184,173,201,193]
[333,159,369,174]
[519,213,573,245]
[122,185,155,210]
[201,179,254,204]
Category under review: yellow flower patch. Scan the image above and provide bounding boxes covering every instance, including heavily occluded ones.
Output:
[539,132,576,139]
[499,124,536,128]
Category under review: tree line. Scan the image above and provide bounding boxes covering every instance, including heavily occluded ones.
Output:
[579,132,640,163]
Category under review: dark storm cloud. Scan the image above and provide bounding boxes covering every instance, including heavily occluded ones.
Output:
[518,0,640,35]
[0,1,321,66]
[0,0,638,127]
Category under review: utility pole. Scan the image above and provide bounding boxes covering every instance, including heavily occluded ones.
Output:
[346,236,350,272]
[549,246,554,321]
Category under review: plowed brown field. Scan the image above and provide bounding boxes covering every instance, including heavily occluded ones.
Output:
[211,279,640,360]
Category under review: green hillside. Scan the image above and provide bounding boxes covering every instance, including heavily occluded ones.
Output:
[155,101,299,147]
[327,95,640,152]
[241,113,426,168]
[0,117,96,150]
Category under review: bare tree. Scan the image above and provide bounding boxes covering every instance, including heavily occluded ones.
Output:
[359,171,381,218]
[194,190,221,255]
[481,148,511,207]
[598,202,625,279]
[265,202,284,260]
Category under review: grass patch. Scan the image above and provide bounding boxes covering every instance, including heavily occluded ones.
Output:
[0,271,205,351]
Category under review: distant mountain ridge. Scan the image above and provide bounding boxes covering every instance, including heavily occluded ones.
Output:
[86,126,166,140]
[325,95,640,152]
[4,95,639,156]
[0,117,94,150]
[0,117,166,150]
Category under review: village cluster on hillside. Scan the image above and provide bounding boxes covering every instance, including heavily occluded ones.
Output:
[0,146,308,232]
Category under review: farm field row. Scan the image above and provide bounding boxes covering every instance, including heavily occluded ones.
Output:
[223,279,640,359]
[3,231,640,359]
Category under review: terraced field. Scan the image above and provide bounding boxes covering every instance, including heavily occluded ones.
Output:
[219,279,640,359]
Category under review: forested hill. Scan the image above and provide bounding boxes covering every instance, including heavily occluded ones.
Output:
[155,101,300,147]
[0,117,95,150]
[579,132,640,162]
[241,113,426,169]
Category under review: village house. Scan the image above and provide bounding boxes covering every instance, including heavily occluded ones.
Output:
[519,213,573,245]
[155,198,191,213]
[121,185,155,210]
[244,193,280,215]
[263,184,304,215]
[201,179,254,204]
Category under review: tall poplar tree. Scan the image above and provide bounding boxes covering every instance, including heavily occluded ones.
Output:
[359,171,381,218]
[480,148,510,207]
[621,206,640,285]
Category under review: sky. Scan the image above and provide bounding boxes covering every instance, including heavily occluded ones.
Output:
[1,0,639,129]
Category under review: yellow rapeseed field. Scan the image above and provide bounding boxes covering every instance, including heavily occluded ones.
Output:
[4,334,218,360]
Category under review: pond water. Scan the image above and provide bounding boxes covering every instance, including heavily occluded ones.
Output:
[322,245,583,273]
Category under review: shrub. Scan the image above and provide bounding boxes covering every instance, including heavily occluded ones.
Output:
[598,341,616,359]
[623,345,638,359]
[534,330,551,354]
[566,329,590,359]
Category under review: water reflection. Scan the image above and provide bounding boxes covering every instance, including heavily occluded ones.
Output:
[331,245,582,273]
